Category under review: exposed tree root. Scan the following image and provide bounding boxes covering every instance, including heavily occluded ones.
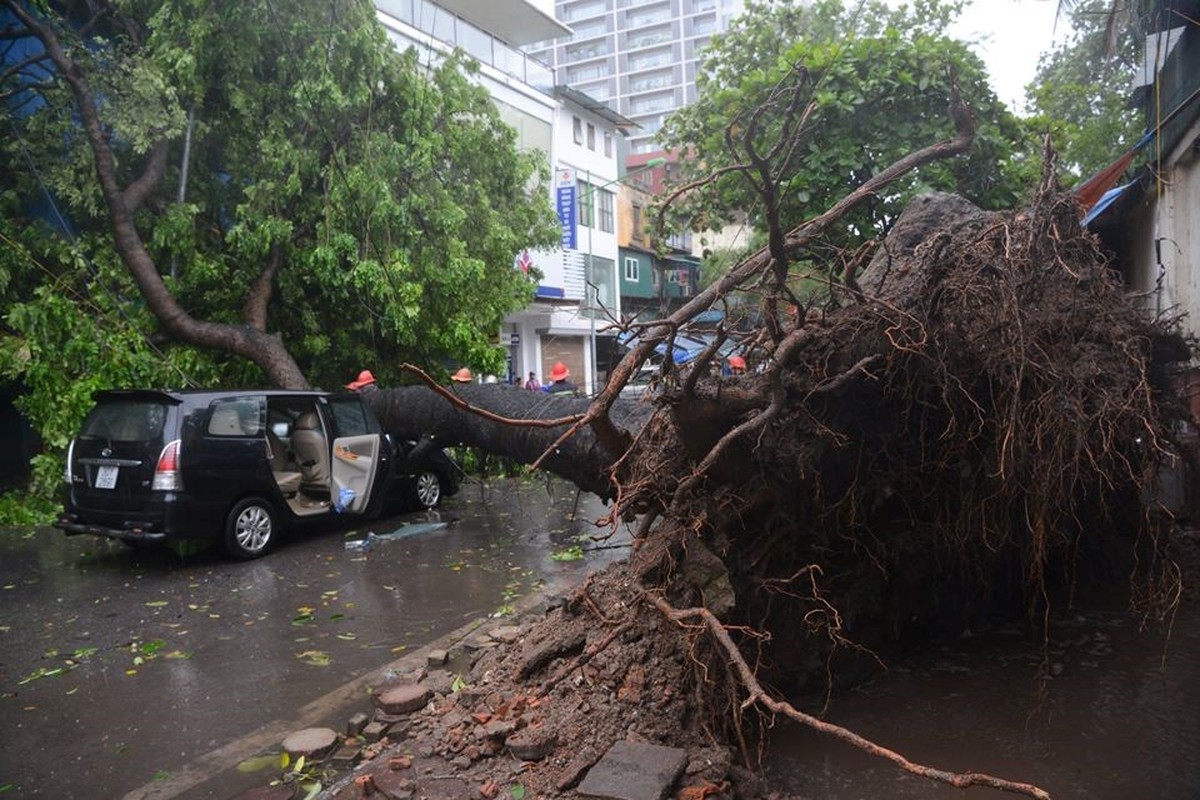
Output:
[648,594,1053,800]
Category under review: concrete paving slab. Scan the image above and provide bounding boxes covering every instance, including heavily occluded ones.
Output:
[281,727,338,760]
[576,740,688,800]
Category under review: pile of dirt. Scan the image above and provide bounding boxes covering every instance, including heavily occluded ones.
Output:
[315,561,753,800]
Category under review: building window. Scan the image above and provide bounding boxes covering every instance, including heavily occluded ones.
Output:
[598,189,614,233]
[632,204,644,241]
[587,122,596,150]
[581,81,611,101]
[562,0,606,22]
[630,71,673,93]
[571,19,608,39]
[604,131,613,158]
[640,117,664,135]
[691,13,716,35]
[567,63,609,83]
[566,41,610,62]
[629,48,671,71]
[573,116,584,145]
[630,91,676,114]
[578,180,594,227]
[627,24,672,50]
[627,4,670,26]
[578,182,615,232]
[624,257,640,282]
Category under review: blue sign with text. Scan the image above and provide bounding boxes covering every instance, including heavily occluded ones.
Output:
[557,184,577,251]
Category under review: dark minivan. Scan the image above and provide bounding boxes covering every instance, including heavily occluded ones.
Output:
[55,388,452,559]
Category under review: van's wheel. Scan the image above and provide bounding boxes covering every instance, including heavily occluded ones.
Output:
[413,471,442,509]
[224,497,276,559]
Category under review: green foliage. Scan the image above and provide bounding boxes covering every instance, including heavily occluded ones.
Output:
[550,544,585,562]
[657,0,1036,255]
[1024,0,1147,179]
[0,488,56,525]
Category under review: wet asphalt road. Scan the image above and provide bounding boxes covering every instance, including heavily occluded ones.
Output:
[0,478,630,800]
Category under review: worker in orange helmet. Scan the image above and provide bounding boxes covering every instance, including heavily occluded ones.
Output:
[346,369,378,394]
[728,355,746,375]
[544,362,578,396]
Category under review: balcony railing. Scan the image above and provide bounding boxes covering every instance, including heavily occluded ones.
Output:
[376,0,556,92]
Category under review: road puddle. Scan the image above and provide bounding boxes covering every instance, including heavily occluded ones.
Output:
[764,600,1200,798]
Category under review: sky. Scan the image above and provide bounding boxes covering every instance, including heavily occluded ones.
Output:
[942,0,1075,113]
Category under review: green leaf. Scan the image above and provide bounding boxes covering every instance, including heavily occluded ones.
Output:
[296,650,331,667]
[551,546,585,562]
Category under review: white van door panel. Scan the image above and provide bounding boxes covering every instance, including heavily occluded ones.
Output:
[331,435,380,514]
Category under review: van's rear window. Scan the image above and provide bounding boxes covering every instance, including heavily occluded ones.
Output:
[81,402,167,442]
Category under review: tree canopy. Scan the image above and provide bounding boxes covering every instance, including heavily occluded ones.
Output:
[0,0,558,469]
[658,0,1037,262]
[1025,0,1149,179]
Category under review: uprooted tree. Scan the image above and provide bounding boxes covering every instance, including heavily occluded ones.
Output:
[358,84,1189,798]
[10,1,1189,793]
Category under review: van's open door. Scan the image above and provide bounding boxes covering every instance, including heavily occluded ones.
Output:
[330,435,381,514]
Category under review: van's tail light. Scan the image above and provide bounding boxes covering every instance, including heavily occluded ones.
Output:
[152,439,183,491]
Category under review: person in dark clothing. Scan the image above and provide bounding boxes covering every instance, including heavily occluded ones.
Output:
[544,362,578,396]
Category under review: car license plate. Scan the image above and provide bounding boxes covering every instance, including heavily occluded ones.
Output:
[95,464,118,489]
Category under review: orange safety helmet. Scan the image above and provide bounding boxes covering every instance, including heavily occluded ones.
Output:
[549,362,570,382]
[451,367,473,383]
[346,369,376,390]
[728,355,746,372]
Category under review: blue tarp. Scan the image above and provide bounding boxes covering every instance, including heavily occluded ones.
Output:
[623,330,742,365]
[1082,181,1135,228]
[654,337,709,364]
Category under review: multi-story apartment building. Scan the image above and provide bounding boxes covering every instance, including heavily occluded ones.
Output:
[525,0,746,155]
[374,0,632,393]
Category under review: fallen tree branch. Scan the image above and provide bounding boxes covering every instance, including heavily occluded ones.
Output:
[582,78,975,437]
[399,363,584,429]
[648,594,1053,800]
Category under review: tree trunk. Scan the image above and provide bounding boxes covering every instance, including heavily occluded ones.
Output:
[6,1,311,389]
[365,384,653,498]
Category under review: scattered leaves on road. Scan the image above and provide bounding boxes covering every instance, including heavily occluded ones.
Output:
[551,545,585,562]
[296,650,331,667]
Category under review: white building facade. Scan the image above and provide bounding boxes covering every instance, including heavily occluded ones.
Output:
[374,0,628,394]
[518,87,629,395]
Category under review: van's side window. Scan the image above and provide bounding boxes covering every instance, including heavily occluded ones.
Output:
[207,398,262,437]
[329,397,375,436]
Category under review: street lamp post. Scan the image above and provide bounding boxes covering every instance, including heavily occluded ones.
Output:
[582,157,666,394]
